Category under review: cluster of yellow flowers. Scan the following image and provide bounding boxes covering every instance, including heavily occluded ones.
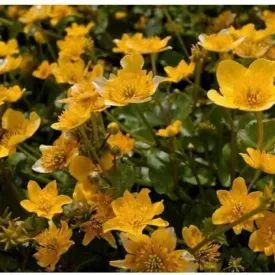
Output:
[2,5,275,273]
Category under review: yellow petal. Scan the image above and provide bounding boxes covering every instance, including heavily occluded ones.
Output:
[2,108,25,130]
[147,217,169,227]
[216,190,232,205]
[207,90,238,109]
[232,177,248,196]
[102,232,117,248]
[26,112,41,137]
[151,227,176,253]
[69,155,95,181]
[151,201,165,216]
[43,180,58,197]
[182,225,204,248]
[55,195,72,207]
[20,200,37,212]
[212,206,230,225]
[120,52,144,71]
[27,180,41,202]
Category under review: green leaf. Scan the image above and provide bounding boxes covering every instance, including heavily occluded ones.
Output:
[6,152,26,167]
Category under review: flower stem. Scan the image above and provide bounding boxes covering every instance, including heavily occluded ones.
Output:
[248,169,261,192]
[162,8,189,57]
[91,114,100,149]
[193,60,203,106]
[185,77,207,94]
[79,127,92,159]
[150,54,157,75]
[190,205,266,254]
[256,112,263,150]
[17,145,37,162]
[229,111,237,183]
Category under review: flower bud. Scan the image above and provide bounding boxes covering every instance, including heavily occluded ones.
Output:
[107,122,120,135]
[110,146,121,156]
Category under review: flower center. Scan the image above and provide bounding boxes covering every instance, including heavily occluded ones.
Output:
[38,195,52,213]
[246,87,260,106]
[144,254,164,272]
[41,147,67,171]
[123,86,135,99]
[0,128,23,147]
[232,202,245,217]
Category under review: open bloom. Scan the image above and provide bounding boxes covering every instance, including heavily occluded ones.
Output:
[93,52,165,106]
[107,132,135,157]
[0,55,21,75]
[103,188,168,235]
[156,120,182,137]
[65,22,94,37]
[198,29,244,52]
[51,104,90,131]
[182,225,220,270]
[20,180,72,219]
[240,148,275,174]
[0,39,19,57]
[207,58,275,111]
[48,5,76,26]
[113,33,172,54]
[33,60,52,79]
[32,134,79,173]
[0,85,23,106]
[80,192,116,247]
[34,221,74,271]
[70,155,101,205]
[164,60,195,83]
[0,108,40,158]
[212,177,263,234]
[110,228,198,272]
[249,211,275,257]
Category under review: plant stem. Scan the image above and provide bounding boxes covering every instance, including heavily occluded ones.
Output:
[256,112,263,150]
[162,8,189,57]
[150,54,157,75]
[17,145,37,162]
[21,143,40,158]
[248,170,261,192]
[229,111,237,183]
[91,114,100,149]
[134,104,160,146]
[185,77,207,94]
[190,205,266,254]
[79,127,92,159]
[193,60,203,106]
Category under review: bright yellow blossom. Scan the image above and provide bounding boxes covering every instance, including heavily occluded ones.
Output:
[51,57,85,84]
[114,11,127,20]
[182,225,220,270]
[113,33,172,54]
[80,192,116,247]
[249,211,275,257]
[208,10,236,33]
[103,188,168,235]
[6,5,25,19]
[33,60,52,79]
[207,58,275,111]
[0,108,40,158]
[0,55,22,75]
[20,180,72,219]
[107,132,135,157]
[212,177,263,234]
[198,29,244,52]
[19,5,51,33]
[93,52,165,106]
[0,39,19,57]
[164,60,195,83]
[32,134,79,173]
[34,220,74,271]
[49,5,76,26]
[240,148,275,174]
[156,120,182,137]
[51,104,90,131]
[110,228,198,272]
[65,22,94,36]
[0,85,23,106]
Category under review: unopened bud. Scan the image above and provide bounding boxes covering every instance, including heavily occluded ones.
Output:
[110,146,121,156]
[107,122,120,135]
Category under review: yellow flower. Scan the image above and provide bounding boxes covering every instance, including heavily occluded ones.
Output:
[33,60,52,79]
[107,132,135,157]
[164,60,195,83]
[59,64,106,112]
[93,52,165,106]
[19,54,37,73]
[70,155,101,205]
[114,11,127,20]
[249,211,275,257]
[99,151,114,171]
[182,225,220,270]
[113,33,172,54]
[57,35,91,61]
[34,220,74,271]
[49,5,76,26]
[0,85,23,106]
[34,31,46,44]
[50,57,85,84]
[103,188,168,235]
[212,177,263,234]
[207,58,275,111]
[0,55,22,75]
[156,120,182,137]
[32,134,79,173]
[65,22,94,37]
[240,148,275,174]
[6,5,25,19]
[80,192,116,247]
[110,228,198,272]
[209,10,236,33]
[0,108,40,158]
[19,5,51,33]
[264,45,275,60]
[134,15,147,30]
[233,39,271,59]
[20,180,72,219]
[51,104,90,131]
[0,39,19,57]
[198,29,244,52]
